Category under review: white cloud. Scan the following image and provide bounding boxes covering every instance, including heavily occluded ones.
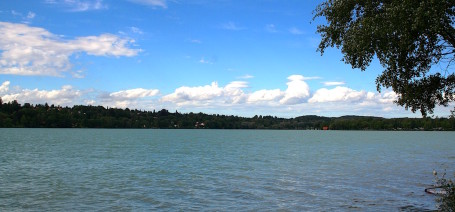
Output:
[379,91,398,104]
[70,34,138,56]
[279,75,311,104]
[109,88,159,100]
[161,81,250,106]
[0,77,416,117]
[1,84,82,106]
[0,81,10,93]
[323,81,345,86]
[224,81,248,104]
[162,75,312,107]
[225,81,248,90]
[162,82,223,103]
[0,22,139,77]
[289,27,304,35]
[95,87,160,108]
[308,86,366,103]
[128,0,167,8]
[161,75,312,107]
[307,86,398,106]
[248,89,283,102]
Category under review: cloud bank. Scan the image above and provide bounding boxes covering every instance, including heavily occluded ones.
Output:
[1,75,428,117]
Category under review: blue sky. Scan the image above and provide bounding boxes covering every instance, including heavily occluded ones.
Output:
[0,0,452,117]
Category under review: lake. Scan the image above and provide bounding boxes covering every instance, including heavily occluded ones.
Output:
[0,129,453,211]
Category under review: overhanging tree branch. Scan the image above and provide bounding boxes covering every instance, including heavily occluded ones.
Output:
[314,0,455,117]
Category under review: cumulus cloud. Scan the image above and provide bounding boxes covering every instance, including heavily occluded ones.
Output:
[0,22,139,77]
[1,83,82,106]
[0,81,10,93]
[0,76,409,117]
[279,75,311,104]
[224,81,248,91]
[379,91,398,104]
[96,87,160,108]
[224,81,248,104]
[308,86,366,103]
[158,75,404,116]
[161,81,249,106]
[307,86,399,109]
[162,75,314,107]
[162,82,224,102]
[128,0,167,8]
[248,89,283,102]
[173,78,405,115]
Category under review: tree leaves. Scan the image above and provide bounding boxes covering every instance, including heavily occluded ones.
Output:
[315,0,455,116]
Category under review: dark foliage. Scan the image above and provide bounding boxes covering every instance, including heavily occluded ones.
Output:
[1,100,454,130]
[314,0,455,116]
[433,171,455,211]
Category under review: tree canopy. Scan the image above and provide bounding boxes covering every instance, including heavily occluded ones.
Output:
[1,100,454,130]
[314,0,455,116]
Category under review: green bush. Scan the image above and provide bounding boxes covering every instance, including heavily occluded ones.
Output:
[433,171,455,211]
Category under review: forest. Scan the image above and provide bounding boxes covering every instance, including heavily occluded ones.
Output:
[0,100,454,130]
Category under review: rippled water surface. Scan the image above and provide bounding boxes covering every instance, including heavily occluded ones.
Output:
[1,129,454,211]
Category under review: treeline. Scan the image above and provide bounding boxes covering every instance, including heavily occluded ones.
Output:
[0,100,454,130]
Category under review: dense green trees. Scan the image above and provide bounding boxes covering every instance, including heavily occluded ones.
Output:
[0,100,454,130]
[314,0,455,116]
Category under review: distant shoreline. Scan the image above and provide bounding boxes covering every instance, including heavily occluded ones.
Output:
[1,101,454,131]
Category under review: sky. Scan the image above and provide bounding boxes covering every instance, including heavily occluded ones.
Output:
[0,0,452,118]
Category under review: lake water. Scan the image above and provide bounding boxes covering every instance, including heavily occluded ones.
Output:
[0,129,454,211]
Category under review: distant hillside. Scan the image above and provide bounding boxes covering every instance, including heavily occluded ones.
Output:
[0,100,454,130]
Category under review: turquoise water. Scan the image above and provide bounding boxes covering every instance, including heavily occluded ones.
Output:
[0,129,454,211]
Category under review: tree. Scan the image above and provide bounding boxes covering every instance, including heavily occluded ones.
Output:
[314,0,455,116]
